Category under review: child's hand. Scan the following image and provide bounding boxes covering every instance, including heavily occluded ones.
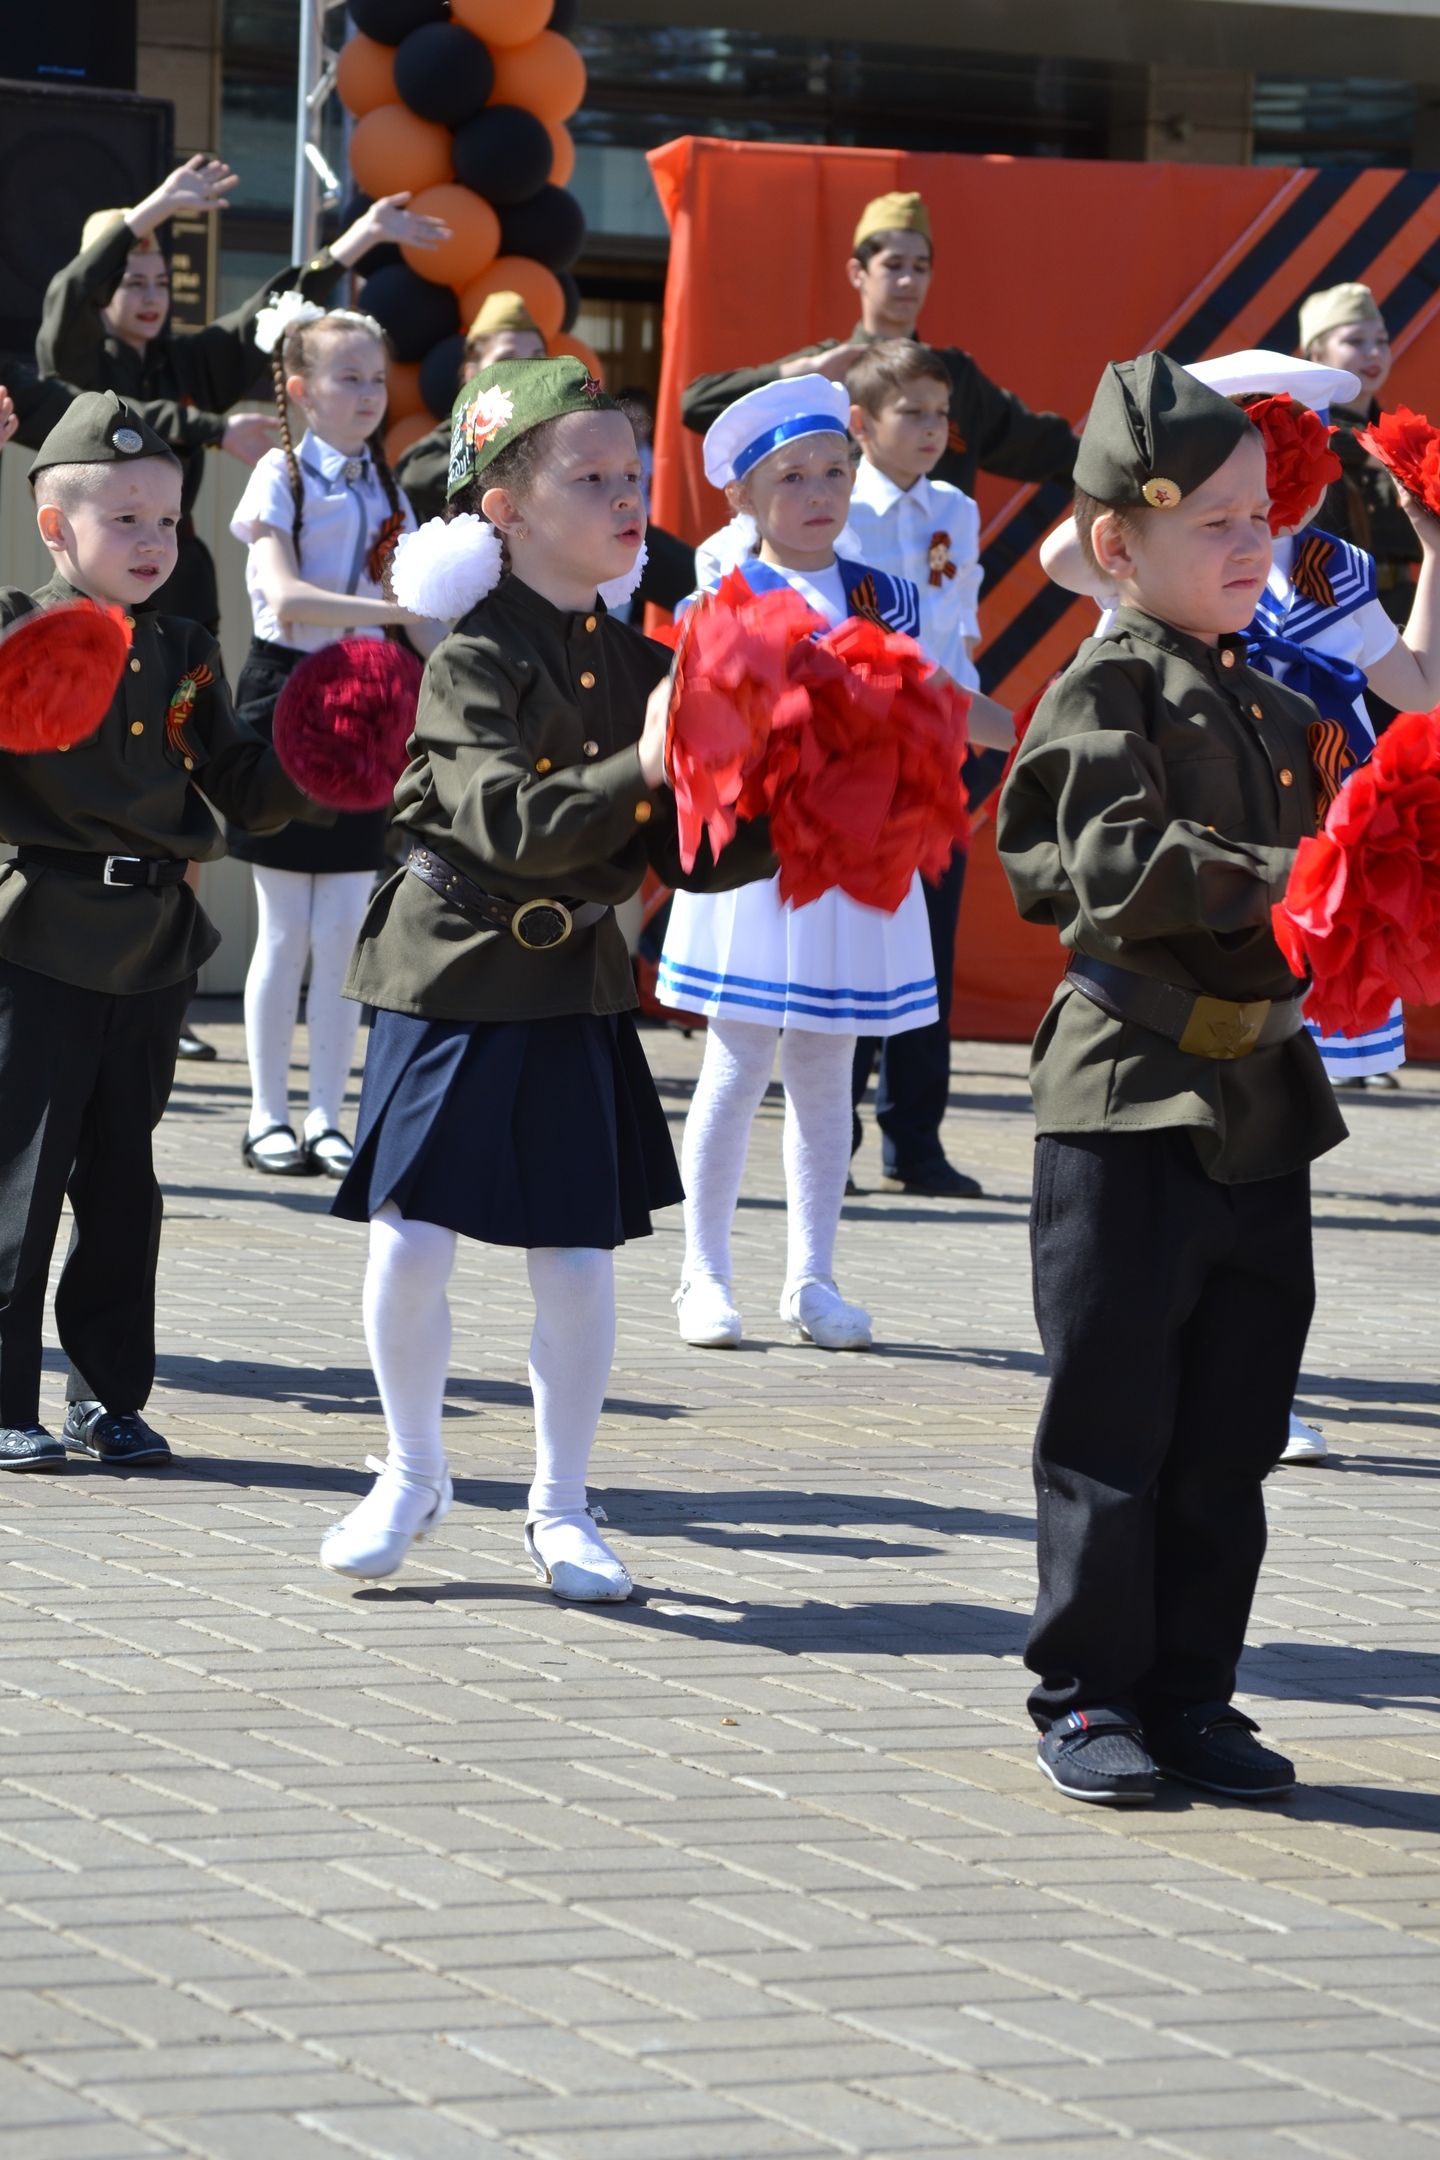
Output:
[0,387,16,451]
[330,193,453,269]
[221,412,282,465]
[128,157,240,240]
[638,676,671,790]
[1397,484,1440,551]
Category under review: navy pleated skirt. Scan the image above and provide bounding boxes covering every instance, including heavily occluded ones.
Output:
[331,1007,683,1248]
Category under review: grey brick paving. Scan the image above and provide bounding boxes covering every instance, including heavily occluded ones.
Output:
[2,1007,1440,2157]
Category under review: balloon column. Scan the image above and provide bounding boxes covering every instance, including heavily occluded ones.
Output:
[337,0,602,464]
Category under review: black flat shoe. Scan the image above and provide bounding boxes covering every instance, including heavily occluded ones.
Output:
[303,1127,354,1177]
[883,1160,984,1200]
[0,1425,66,1471]
[177,1029,217,1062]
[242,1125,317,1176]
[1147,1704,1295,1799]
[63,1403,172,1467]
[1037,1710,1156,1806]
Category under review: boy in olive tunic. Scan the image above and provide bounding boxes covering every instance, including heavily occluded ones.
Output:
[997,354,1345,1806]
[0,393,318,1473]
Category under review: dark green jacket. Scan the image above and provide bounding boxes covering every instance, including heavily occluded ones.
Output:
[1321,399,1422,623]
[0,574,315,994]
[1,353,216,454]
[681,325,1078,498]
[346,573,774,1022]
[997,606,1346,1183]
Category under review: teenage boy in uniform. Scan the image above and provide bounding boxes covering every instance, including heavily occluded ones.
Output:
[997,354,1345,1806]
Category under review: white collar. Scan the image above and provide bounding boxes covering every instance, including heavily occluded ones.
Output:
[297,429,372,485]
[850,460,934,515]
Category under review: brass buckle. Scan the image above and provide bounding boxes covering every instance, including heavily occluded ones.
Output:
[1178,994,1270,1060]
[510,898,573,951]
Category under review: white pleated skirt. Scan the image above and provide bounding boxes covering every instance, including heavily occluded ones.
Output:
[658,873,939,1037]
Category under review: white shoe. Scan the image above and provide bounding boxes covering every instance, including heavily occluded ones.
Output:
[673,1276,742,1348]
[780,1277,872,1351]
[525,1506,634,1602]
[1280,1413,1328,1465]
[320,1455,453,1579]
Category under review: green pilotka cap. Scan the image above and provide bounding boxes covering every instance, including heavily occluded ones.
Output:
[447,355,615,501]
[28,391,180,486]
[1073,351,1256,511]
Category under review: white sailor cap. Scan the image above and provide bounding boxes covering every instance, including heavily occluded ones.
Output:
[1185,348,1360,416]
[703,374,853,489]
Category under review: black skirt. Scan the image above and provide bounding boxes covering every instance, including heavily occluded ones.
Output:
[228,638,390,873]
[331,1007,683,1248]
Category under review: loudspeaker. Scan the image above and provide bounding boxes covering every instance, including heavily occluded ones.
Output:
[0,80,173,354]
[5,7,138,94]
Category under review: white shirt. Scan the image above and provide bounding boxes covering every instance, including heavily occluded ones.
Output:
[694,512,760,592]
[840,463,982,689]
[230,430,417,654]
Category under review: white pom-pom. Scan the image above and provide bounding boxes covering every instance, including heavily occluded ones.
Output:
[392,514,503,621]
[253,289,326,356]
[599,543,648,611]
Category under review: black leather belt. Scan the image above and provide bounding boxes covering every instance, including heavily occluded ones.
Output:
[17,847,190,890]
[1065,953,1305,1061]
[406,843,608,951]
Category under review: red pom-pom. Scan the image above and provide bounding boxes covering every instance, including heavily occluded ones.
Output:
[1355,404,1440,517]
[1244,394,1342,534]
[272,637,423,811]
[0,601,131,753]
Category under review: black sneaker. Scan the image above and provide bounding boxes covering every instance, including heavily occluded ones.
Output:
[176,1029,217,1061]
[883,1160,984,1199]
[1037,1709,1156,1805]
[62,1403,172,1467]
[0,1425,66,1471]
[1148,1704,1295,1799]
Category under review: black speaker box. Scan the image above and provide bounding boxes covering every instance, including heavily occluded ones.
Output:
[0,78,173,355]
[6,7,138,94]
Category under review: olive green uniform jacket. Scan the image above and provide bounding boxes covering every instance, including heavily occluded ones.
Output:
[0,574,317,994]
[996,606,1347,1184]
[1319,399,1422,625]
[681,326,1078,499]
[346,573,775,1022]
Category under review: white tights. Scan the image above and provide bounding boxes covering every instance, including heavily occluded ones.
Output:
[680,1017,855,1291]
[362,1203,616,1524]
[244,865,374,1136]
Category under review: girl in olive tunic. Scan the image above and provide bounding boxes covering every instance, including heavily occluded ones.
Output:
[323,358,772,1598]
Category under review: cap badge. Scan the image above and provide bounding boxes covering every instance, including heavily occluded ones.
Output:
[581,373,603,400]
[1142,476,1182,509]
[465,384,515,453]
[112,427,144,455]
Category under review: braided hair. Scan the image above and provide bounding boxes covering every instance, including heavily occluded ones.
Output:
[269,309,399,581]
[268,338,307,569]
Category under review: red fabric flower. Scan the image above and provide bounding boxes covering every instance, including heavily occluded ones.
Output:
[1355,404,1440,518]
[1272,706,1440,1034]
[1244,395,1342,534]
[0,600,132,753]
[273,637,423,811]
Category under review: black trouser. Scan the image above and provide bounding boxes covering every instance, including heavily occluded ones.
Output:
[0,957,193,1426]
[1026,1128,1314,1732]
[852,845,965,1175]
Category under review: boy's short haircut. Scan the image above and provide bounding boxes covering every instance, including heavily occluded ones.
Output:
[1073,486,1145,576]
[31,464,104,514]
[852,231,933,272]
[847,339,950,416]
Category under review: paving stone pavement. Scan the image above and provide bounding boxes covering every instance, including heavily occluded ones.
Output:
[2,1003,1439,2160]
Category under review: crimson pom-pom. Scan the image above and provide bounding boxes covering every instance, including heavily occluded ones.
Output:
[665,571,822,873]
[1272,705,1440,1035]
[0,600,132,753]
[1355,404,1440,518]
[1244,394,1341,535]
[273,637,423,811]
[764,616,970,915]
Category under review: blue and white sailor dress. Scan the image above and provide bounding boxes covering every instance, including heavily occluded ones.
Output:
[657,555,940,1037]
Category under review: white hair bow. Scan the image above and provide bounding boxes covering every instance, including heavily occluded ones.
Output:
[253,290,328,356]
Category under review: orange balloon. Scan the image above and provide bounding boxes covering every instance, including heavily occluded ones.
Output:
[336,33,396,119]
[348,104,453,200]
[451,0,552,48]
[386,412,435,464]
[400,183,500,288]
[385,359,426,423]
[459,256,564,343]
[489,32,587,125]
[545,120,575,190]
[551,332,604,385]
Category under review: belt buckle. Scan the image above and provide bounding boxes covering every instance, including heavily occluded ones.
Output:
[1179,993,1270,1060]
[511,897,573,951]
[102,856,143,887]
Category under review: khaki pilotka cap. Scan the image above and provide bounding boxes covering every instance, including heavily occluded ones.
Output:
[1297,281,1384,352]
[28,391,181,485]
[467,291,545,345]
[80,208,134,254]
[1073,350,1256,510]
[852,191,932,250]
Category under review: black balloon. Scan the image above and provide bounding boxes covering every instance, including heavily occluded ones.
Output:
[348,0,444,42]
[361,263,458,361]
[393,22,494,127]
[499,184,587,273]
[549,0,581,31]
[419,333,467,419]
[558,268,581,334]
[451,106,553,207]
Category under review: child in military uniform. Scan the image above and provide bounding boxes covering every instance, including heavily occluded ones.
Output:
[0,393,321,1473]
[323,358,772,1596]
[998,354,1346,1806]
